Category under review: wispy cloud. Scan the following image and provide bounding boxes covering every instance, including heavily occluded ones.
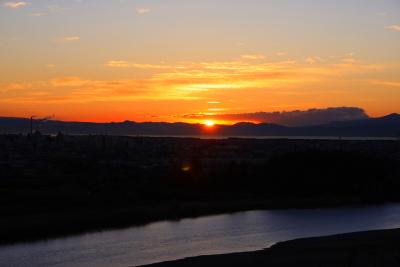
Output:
[106,60,131,68]
[240,54,265,60]
[136,8,151,15]
[4,1,29,9]
[30,12,45,17]
[385,25,400,32]
[106,60,185,70]
[369,80,400,88]
[306,56,324,64]
[63,36,80,42]
[0,57,391,106]
[0,75,199,104]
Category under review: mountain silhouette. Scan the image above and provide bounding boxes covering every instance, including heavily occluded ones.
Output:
[0,114,399,137]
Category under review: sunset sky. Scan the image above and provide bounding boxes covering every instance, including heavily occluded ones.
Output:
[0,0,399,124]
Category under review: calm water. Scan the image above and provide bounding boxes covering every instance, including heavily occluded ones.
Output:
[2,204,400,267]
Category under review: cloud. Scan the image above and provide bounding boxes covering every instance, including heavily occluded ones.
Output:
[106,60,185,70]
[136,8,151,14]
[1,56,391,107]
[3,1,29,9]
[241,54,265,60]
[63,36,80,42]
[0,75,201,104]
[369,80,400,88]
[50,76,88,87]
[385,25,400,32]
[106,60,131,68]
[52,36,80,43]
[30,12,45,17]
[183,107,369,126]
[306,57,324,64]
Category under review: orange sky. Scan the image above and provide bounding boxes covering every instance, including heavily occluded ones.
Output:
[0,0,399,124]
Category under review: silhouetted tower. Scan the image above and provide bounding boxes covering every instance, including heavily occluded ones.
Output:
[30,116,37,135]
[30,115,54,134]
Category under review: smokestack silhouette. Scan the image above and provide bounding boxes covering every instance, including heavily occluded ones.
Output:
[30,116,36,135]
[30,115,54,134]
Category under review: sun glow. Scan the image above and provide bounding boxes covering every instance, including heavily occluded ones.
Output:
[204,120,215,127]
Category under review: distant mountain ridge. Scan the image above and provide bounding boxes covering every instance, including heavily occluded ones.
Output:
[0,114,400,137]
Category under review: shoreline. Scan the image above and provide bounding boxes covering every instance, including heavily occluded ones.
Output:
[0,200,395,247]
[140,228,400,267]
[0,199,375,246]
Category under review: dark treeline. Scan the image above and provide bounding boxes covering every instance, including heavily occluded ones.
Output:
[0,134,399,244]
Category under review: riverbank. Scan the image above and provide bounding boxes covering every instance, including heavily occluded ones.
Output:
[0,197,365,246]
[141,228,400,267]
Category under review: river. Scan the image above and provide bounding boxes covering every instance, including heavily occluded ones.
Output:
[1,204,400,267]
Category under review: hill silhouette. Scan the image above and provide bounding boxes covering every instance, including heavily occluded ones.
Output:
[0,113,399,137]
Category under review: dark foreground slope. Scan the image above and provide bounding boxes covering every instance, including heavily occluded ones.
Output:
[142,229,400,267]
[0,135,400,245]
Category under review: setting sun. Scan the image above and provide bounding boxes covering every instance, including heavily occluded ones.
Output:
[204,120,215,127]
